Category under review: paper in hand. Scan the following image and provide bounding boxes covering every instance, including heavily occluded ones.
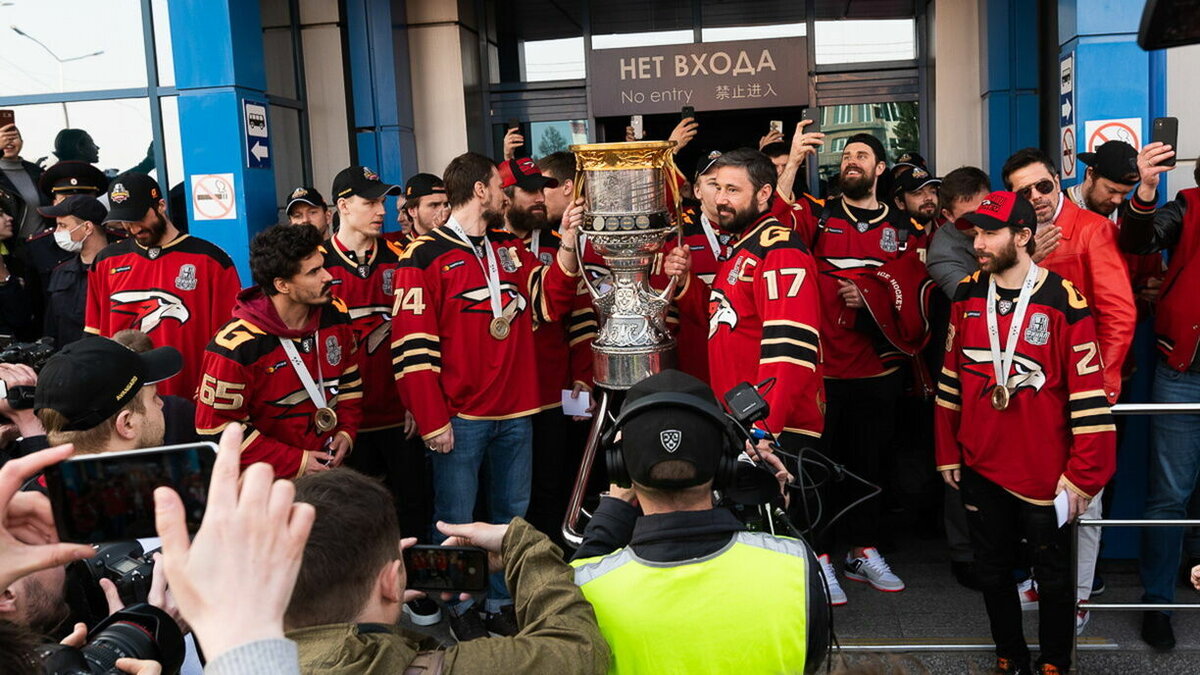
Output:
[1054,490,1070,528]
[562,389,592,417]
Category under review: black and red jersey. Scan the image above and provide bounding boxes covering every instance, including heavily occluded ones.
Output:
[391,223,579,440]
[195,288,364,478]
[935,268,1116,502]
[518,228,596,407]
[809,198,929,379]
[323,236,405,430]
[693,214,824,438]
[85,235,241,399]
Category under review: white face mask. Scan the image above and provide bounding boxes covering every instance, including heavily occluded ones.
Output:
[54,225,84,253]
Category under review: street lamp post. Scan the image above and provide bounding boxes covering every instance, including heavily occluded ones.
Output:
[10,25,104,128]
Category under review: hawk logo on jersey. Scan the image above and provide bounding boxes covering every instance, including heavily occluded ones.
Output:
[660,429,682,453]
[821,256,886,270]
[110,290,191,333]
[347,305,393,355]
[708,288,738,338]
[455,282,528,318]
[175,264,197,291]
[960,347,1047,396]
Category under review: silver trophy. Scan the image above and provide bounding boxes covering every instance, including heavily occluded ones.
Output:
[572,140,680,390]
[562,140,681,546]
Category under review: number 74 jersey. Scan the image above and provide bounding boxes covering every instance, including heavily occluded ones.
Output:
[695,214,825,439]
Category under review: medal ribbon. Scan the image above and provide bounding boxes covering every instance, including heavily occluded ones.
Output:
[530,229,541,257]
[698,212,723,262]
[986,263,1040,391]
[447,216,503,319]
[279,332,328,411]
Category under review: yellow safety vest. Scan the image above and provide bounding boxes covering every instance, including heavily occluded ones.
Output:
[572,531,820,675]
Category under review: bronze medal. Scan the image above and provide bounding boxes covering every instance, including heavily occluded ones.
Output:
[489,316,511,340]
[990,385,1010,411]
[314,407,338,432]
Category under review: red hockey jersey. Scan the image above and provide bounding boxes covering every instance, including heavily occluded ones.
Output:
[935,268,1116,502]
[195,287,364,478]
[695,214,824,438]
[85,235,240,399]
[810,198,930,379]
[391,224,579,440]
[520,228,596,407]
[323,236,406,430]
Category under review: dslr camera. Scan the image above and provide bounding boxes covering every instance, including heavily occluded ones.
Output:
[75,541,156,608]
[37,603,185,675]
[0,336,55,411]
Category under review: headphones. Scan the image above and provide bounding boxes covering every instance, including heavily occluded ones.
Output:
[602,391,742,490]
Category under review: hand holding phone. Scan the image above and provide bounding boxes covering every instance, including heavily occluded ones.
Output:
[681,106,695,120]
[403,545,489,592]
[0,109,14,129]
[1150,117,1178,167]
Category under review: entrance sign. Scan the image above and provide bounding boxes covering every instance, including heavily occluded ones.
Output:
[588,37,809,117]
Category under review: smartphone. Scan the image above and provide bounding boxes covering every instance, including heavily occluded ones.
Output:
[43,443,218,544]
[630,114,644,140]
[0,109,13,129]
[506,118,521,132]
[403,545,489,592]
[1151,117,1178,167]
[681,106,695,120]
[802,107,818,129]
[769,120,783,135]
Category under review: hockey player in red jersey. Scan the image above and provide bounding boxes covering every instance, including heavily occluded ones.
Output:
[195,224,363,478]
[86,172,240,400]
[937,191,1114,674]
[390,152,582,634]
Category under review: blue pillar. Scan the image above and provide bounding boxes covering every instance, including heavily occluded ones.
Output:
[167,0,276,281]
[344,0,418,231]
[980,0,1041,185]
[1059,0,1167,559]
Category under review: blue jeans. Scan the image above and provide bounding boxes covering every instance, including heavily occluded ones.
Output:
[430,416,532,612]
[1140,361,1200,609]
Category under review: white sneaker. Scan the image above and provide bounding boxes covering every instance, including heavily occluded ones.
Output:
[1017,578,1039,611]
[403,598,443,626]
[843,547,905,592]
[818,554,848,606]
[1076,609,1090,635]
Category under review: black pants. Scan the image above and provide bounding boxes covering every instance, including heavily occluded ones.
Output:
[345,426,433,541]
[960,467,1073,670]
[820,371,901,551]
[525,408,592,550]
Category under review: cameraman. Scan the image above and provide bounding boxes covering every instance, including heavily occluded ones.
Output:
[571,370,829,674]
[1,362,46,461]
[283,468,609,674]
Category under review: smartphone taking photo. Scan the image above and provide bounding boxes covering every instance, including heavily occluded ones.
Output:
[403,545,489,592]
[1151,117,1178,167]
[43,443,218,544]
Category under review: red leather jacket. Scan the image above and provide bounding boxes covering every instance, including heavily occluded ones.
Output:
[1040,198,1136,403]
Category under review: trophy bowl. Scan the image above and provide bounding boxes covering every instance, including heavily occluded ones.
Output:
[570,140,680,390]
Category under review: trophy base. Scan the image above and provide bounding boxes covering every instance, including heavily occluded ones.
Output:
[593,344,678,390]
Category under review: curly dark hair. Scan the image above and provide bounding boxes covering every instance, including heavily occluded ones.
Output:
[250,223,324,295]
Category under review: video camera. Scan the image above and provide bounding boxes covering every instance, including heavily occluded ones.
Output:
[0,336,57,371]
[37,602,185,675]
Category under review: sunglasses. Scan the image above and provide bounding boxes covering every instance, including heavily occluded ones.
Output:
[1016,179,1056,201]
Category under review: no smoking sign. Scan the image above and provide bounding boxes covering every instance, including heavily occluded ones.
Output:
[1084,118,1142,154]
[191,173,238,221]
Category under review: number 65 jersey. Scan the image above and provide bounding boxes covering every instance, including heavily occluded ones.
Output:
[935,268,1116,503]
[698,214,824,439]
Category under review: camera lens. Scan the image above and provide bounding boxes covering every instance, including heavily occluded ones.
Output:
[82,621,159,673]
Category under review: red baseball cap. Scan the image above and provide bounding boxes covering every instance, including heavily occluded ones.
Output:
[956,191,1038,234]
[497,157,559,191]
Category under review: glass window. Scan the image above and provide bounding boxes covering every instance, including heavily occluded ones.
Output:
[270,105,305,221]
[159,96,184,189]
[700,0,805,43]
[814,19,916,64]
[529,120,589,159]
[590,0,692,50]
[1,98,153,177]
[815,101,919,183]
[261,0,298,99]
[701,23,806,43]
[1,0,147,97]
[522,37,586,81]
[151,0,175,87]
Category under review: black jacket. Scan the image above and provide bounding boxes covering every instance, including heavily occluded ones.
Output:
[44,256,88,346]
[0,159,45,227]
[571,496,747,563]
[1119,190,1187,255]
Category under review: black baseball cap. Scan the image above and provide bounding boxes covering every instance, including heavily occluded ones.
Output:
[892,163,942,195]
[37,194,108,225]
[104,172,164,224]
[405,173,446,200]
[694,150,723,182]
[619,370,729,489]
[285,186,327,214]
[1078,140,1140,186]
[331,166,402,201]
[893,152,928,169]
[956,191,1038,234]
[35,337,181,431]
[38,161,109,199]
[497,157,559,191]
